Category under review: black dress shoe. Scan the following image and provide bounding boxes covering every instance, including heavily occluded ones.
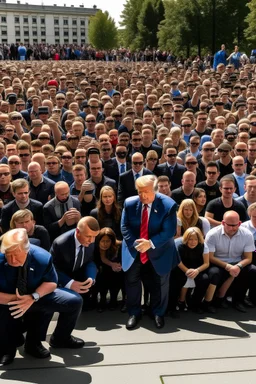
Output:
[25,341,50,358]
[50,335,85,349]
[233,302,247,313]
[154,315,165,329]
[244,297,255,308]
[0,348,16,365]
[126,315,141,330]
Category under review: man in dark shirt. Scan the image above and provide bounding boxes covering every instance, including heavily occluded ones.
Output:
[196,161,222,204]
[216,142,233,179]
[27,162,55,205]
[171,171,196,206]
[205,175,248,227]
[8,155,27,180]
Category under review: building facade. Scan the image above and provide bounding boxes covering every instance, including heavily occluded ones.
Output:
[0,1,97,45]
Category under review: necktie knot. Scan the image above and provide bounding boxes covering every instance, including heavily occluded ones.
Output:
[135,173,140,179]
[120,163,125,174]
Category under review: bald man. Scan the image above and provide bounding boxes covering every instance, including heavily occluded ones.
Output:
[43,181,81,241]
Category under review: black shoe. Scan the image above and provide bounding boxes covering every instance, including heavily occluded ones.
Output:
[0,348,16,366]
[215,297,229,309]
[233,302,247,313]
[25,341,50,359]
[126,315,141,330]
[244,297,255,308]
[154,315,165,329]
[50,335,85,349]
[177,301,188,312]
[203,301,216,314]
[120,302,127,313]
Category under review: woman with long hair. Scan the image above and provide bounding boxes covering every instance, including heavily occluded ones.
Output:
[176,199,210,238]
[94,227,125,312]
[90,185,122,239]
[192,188,207,216]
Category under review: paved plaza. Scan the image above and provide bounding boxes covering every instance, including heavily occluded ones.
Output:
[1,307,256,384]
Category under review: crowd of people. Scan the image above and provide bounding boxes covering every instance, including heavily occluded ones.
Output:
[1,50,256,365]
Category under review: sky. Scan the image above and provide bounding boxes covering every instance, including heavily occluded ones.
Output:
[6,0,126,25]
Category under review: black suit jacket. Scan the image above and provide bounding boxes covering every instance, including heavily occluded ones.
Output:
[1,199,43,233]
[155,163,186,190]
[43,196,81,241]
[50,229,97,287]
[118,168,153,206]
[103,158,131,184]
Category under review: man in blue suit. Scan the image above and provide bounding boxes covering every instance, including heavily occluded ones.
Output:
[121,175,178,330]
[0,228,85,366]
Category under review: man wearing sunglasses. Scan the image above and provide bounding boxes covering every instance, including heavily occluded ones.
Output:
[156,145,186,190]
[196,161,221,204]
[118,152,152,206]
[205,210,256,312]
[216,142,233,179]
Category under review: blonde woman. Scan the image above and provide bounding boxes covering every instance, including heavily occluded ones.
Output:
[176,199,210,238]
[169,227,212,313]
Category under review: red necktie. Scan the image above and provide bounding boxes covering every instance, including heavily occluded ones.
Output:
[140,204,149,264]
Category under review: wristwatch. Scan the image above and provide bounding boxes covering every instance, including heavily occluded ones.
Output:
[237,263,243,270]
[31,292,40,302]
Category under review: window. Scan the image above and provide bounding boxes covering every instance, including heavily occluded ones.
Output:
[41,30,46,36]
[32,30,37,36]
[80,20,85,26]
[16,39,20,43]
[64,38,68,43]
[55,30,59,36]
[81,39,85,43]
[33,39,38,43]
[54,19,59,25]
[73,39,77,43]
[15,17,20,23]
[41,18,45,24]
[55,39,60,43]
[1,16,6,23]
[32,17,37,24]
[41,39,46,43]
[73,30,77,36]
[81,30,85,36]
[63,19,68,25]
[72,19,77,25]
[24,39,29,43]
[15,30,20,36]
[23,17,28,23]
[64,31,69,36]
[2,39,7,43]
[24,30,29,36]
[2,30,7,36]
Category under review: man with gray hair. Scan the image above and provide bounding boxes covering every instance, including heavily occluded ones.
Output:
[0,228,85,365]
[121,175,178,330]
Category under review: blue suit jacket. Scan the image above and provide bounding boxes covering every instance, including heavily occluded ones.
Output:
[50,229,97,287]
[121,193,179,276]
[0,244,57,294]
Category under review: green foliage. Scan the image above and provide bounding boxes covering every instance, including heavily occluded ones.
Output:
[120,0,143,49]
[120,0,165,50]
[88,11,118,50]
[245,0,256,47]
[157,0,249,56]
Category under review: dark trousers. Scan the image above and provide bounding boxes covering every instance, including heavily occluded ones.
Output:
[208,264,256,303]
[96,265,125,305]
[0,288,82,353]
[125,255,170,317]
[169,266,210,310]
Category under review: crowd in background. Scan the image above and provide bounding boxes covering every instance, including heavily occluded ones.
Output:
[0,52,256,319]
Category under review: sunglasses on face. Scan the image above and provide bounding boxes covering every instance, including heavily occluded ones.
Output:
[86,120,96,123]
[186,161,197,165]
[0,172,10,176]
[62,156,72,160]
[166,154,177,157]
[19,153,30,157]
[218,149,229,153]
[181,124,192,128]
[46,162,58,165]
[8,161,20,165]
[203,147,215,151]
[207,171,217,175]
[11,116,22,120]
[133,161,143,165]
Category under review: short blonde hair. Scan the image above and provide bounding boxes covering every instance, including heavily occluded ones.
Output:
[248,202,256,216]
[136,174,158,191]
[182,227,204,245]
[0,228,30,253]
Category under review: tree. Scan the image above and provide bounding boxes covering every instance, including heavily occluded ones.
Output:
[245,0,256,47]
[88,11,118,50]
[120,0,144,49]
